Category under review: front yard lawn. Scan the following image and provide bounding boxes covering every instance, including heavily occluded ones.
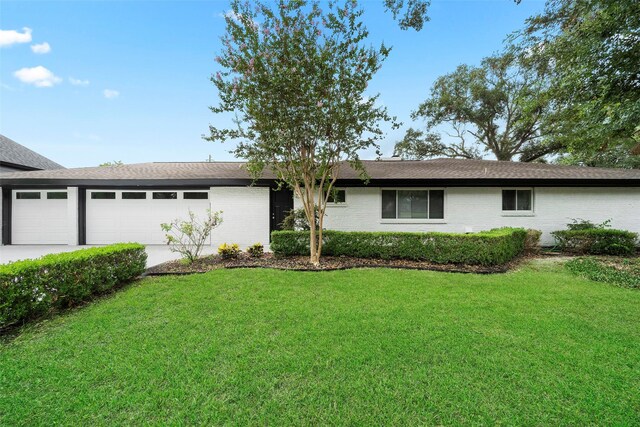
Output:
[2,262,639,425]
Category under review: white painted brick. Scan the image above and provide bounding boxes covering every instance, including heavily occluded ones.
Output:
[210,186,270,249]
[296,187,640,246]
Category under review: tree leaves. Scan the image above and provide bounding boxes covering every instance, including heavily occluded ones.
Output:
[512,0,640,168]
[399,53,557,161]
[383,0,431,31]
[207,0,397,262]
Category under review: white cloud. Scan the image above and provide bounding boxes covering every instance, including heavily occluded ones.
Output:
[69,77,90,86]
[0,27,32,47]
[103,89,119,99]
[13,66,62,87]
[31,42,51,54]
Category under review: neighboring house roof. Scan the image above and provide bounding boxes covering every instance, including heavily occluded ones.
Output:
[0,134,64,171]
[1,158,639,187]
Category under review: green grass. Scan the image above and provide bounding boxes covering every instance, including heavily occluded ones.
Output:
[2,262,640,425]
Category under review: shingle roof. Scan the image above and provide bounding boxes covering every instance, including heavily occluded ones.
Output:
[0,158,639,185]
[0,134,64,171]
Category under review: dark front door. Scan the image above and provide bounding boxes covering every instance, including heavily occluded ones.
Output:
[270,187,294,235]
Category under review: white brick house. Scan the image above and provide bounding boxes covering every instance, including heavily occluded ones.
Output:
[1,159,639,248]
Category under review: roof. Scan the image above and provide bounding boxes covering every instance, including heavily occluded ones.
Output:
[0,158,639,187]
[0,134,64,171]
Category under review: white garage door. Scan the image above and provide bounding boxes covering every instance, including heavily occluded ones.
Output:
[86,189,211,244]
[12,190,69,244]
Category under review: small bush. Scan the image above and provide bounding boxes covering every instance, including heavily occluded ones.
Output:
[552,228,638,255]
[524,229,542,254]
[270,228,527,266]
[566,218,611,231]
[218,243,241,259]
[246,243,264,258]
[0,243,147,329]
[280,207,320,231]
[161,209,222,264]
[566,257,640,289]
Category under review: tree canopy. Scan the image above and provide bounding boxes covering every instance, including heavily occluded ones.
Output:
[206,0,397,263]
[396,53,559,162]
[511,0,640,168]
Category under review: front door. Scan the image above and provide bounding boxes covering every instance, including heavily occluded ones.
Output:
[270,187,294,236]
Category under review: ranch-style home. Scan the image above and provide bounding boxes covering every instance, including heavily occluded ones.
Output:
[0,158,639,248]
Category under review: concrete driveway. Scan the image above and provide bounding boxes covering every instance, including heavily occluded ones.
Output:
[0,245,218,268]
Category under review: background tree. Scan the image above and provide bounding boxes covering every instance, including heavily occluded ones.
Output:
[384,0,430,31]
[511,0,640,168]
[397,53,561,162]
[206,0,397,264]
[99,160,123,167]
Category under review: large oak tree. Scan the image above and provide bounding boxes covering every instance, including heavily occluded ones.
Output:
[396,53,560,162]
[512,0,640,168]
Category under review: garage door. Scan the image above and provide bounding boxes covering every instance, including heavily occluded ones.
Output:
[12,190,69,244]
[86,189,211,244]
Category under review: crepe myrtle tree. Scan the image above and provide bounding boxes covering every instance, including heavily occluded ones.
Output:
[206,0,398,265]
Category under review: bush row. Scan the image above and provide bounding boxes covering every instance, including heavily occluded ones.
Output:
[552,229,638,256]
[271,228,527,266]
[0,243,147,329]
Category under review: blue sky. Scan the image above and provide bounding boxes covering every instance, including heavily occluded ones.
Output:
[0,0,545,168]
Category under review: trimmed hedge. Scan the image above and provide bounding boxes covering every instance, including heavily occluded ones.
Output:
[552,229,638,256]
[0,243,147,329]
[271,228,527,266]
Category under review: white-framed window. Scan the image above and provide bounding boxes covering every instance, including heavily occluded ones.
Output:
[122,192,147,200]
[326,189,346,204]
[152,192,177,200]
[502,189,533,212]
[381,189,445,220]
[90,191,116,200]
[15,191,41,200]
[183,191,209,200]
[47,191,68,200]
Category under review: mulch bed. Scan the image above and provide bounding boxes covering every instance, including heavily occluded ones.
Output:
[146,252,523,275]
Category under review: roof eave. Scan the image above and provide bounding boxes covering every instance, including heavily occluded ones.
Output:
[1,177,639,188]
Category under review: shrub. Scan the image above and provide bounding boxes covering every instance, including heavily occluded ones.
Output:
[566,218,611,231]
[552,228,638,255]
[566,257,640,289]
[524,229,542,254]
[218,243,241,259]
[0,243,147,329]
[246,243,264,258]
[161,209,222,264]
[270,228,527,266]
[280,207,320,231]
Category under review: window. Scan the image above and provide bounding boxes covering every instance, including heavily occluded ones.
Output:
[327,189,346,204]
[183,192,208,200]
[91,192,116,200]
[152,192,177,200]
[502,189,532,211]
[381,189,445,220]
[47,192,68,200]
[16,192,40,200]
[122,192,146,200]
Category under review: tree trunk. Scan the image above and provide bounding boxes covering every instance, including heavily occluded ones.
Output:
[495,151,513,161]
[309,225,320,265]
